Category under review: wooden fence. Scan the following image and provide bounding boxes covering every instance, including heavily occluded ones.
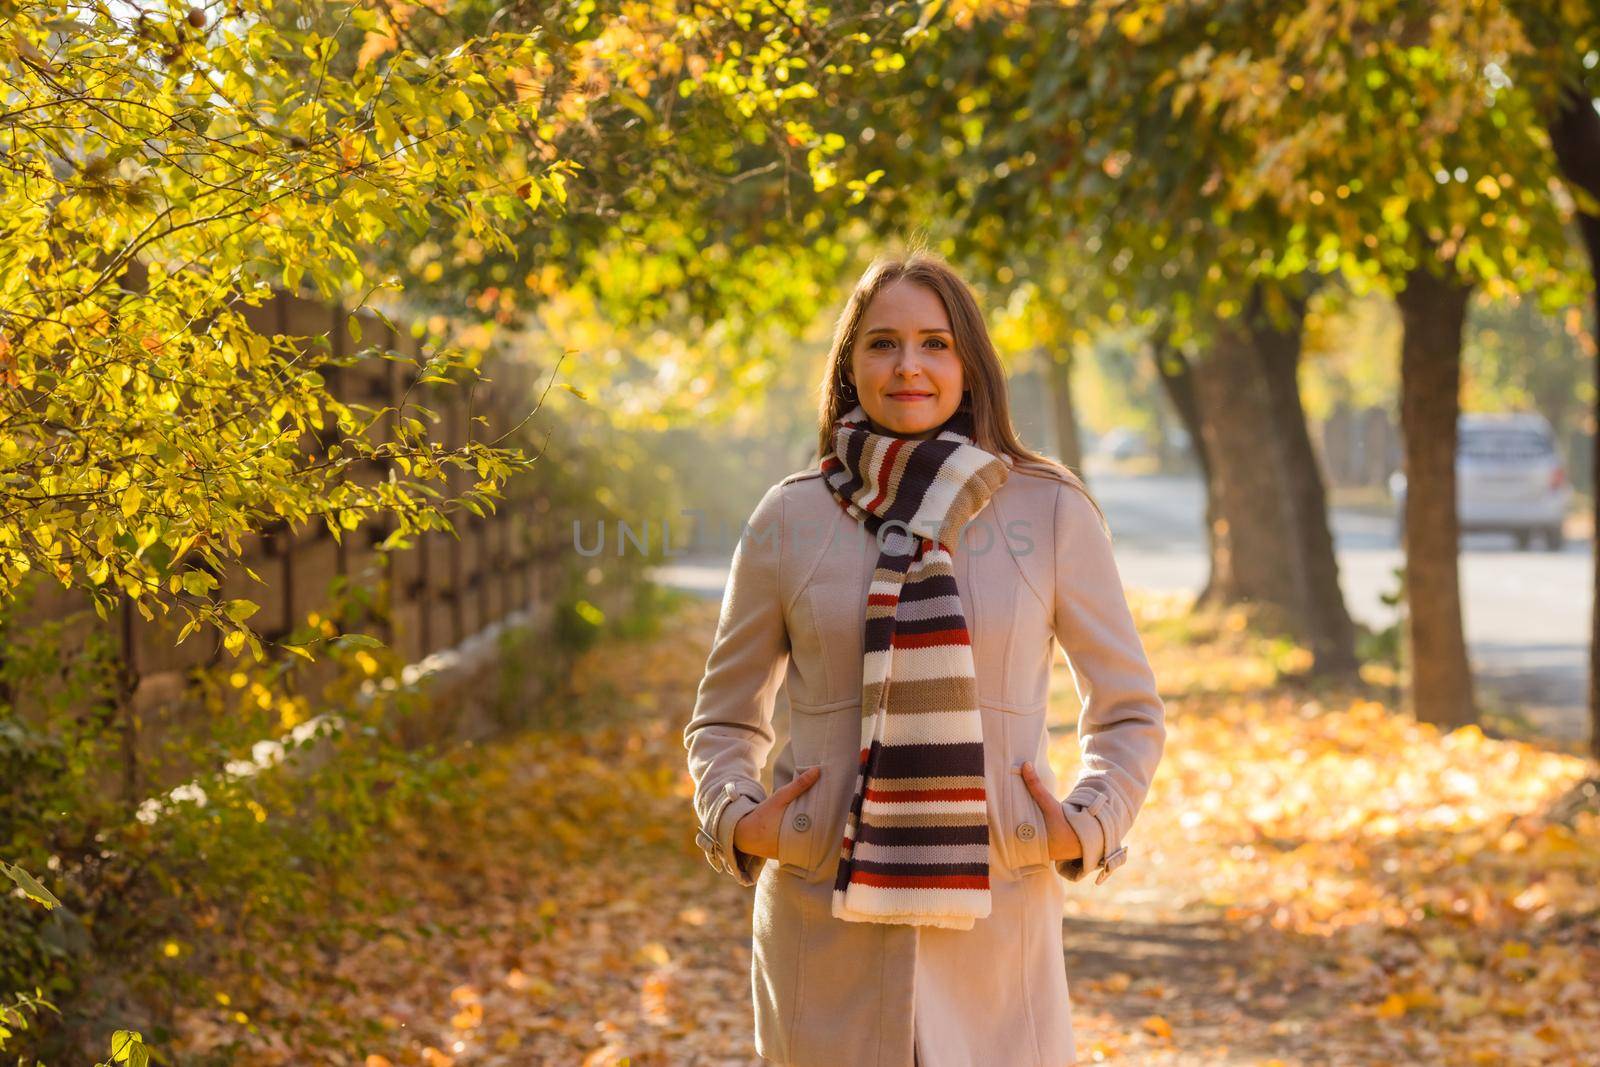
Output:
[3,287,593,796]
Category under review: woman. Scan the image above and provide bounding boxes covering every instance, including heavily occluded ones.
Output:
[682,252,1166,1067]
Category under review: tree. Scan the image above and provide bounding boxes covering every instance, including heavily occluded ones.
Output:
[1524,20,1600,759]
[1551,85,1600,757]
[0,0,567,648]
[1180,0,1588,730]
[1015,0,1583,726]
[801,3,1364,674]
[1,0,896,637]
[336,0,910,422]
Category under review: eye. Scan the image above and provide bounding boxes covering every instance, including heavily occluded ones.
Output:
[869,338,895,349]
[925,337,949,349]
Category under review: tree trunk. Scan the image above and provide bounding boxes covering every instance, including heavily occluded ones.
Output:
[1547,79,1600,760]
[1394,266,1477,729]
[1045,347,1086,476]
[1581,212,1600,763]
[1151,330,1217,605]
[1248,291,1362,677]
[1187,313,1309,634]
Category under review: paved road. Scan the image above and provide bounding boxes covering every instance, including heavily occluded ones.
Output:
[651,468,1592,741]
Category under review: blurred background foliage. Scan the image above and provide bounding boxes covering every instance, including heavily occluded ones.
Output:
[2,0,1598,1060]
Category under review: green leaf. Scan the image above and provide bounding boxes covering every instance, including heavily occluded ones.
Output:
[225,598,260,622]
[109,1030,146,1065]
[334,633,384,650]
[613,89,656,124]
[3,862,62,909]
[182,570,215,596]
[369,306,398,335]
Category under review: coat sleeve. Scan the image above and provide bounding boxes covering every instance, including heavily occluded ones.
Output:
[682,481,791,888]
[1049,479,1167,884]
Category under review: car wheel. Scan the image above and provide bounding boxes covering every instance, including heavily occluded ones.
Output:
[1543,525,1564,552]
[1513,529,1532,551]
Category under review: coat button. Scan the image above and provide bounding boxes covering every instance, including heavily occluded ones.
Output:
[1016,822,1036,841]
[792,812,811,831]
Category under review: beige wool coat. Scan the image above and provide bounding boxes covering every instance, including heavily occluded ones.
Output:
[682,461,1167,1067]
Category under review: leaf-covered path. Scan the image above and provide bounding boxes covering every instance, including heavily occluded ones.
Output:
[173,597,1599,1066]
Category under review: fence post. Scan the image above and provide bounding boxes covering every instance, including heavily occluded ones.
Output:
[118,592,141,811]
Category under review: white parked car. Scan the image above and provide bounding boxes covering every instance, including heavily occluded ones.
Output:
[1388,412,1571,551]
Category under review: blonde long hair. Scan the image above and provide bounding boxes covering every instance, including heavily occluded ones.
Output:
[814,250,1106,528]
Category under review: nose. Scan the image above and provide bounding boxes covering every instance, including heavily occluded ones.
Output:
[894,354,924,377]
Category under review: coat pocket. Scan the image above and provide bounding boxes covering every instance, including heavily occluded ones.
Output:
[776,762,830,876]
[776,699,853,881]
[989,704,1052,876]
[1005,764,1053,874]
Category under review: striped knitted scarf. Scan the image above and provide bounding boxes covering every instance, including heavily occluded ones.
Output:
[819,401,1012,929]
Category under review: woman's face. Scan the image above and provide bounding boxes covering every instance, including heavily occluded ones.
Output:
[844,279,965,441]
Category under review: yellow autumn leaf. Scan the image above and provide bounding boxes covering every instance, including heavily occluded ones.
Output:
[1405,982,1442,1008]
[1423,936,1459,959]
[1102,971,1134,993]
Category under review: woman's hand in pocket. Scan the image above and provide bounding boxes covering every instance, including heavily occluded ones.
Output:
[732,766,822,861]
[1021,760,1083,863]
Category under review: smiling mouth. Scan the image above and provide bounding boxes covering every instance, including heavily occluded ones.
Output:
[887,392,933,400]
